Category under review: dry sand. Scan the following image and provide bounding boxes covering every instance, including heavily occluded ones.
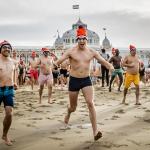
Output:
[0,84,150,150]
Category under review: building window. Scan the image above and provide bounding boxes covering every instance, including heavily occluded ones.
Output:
[90,39,92,44]
[72,39,75,43]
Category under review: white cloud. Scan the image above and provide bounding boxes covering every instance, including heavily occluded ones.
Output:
[0,0,150,47]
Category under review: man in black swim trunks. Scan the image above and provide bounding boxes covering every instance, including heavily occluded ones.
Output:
[0,40,17,146]
[55,26,114,141]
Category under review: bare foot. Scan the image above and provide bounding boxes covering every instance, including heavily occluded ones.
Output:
[135,102,141,105]
[64,107,71,124]
[121,102,129,105]
[48,101,53,104]
[64,114,70,124]
[2,136,13,146]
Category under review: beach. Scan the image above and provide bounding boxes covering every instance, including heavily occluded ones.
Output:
[0,84,150,150]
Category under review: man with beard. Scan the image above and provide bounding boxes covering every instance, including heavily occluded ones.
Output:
[55,26,114,141]
[0,40,17,146]
[37,48,53,104]
[122,45,141,105]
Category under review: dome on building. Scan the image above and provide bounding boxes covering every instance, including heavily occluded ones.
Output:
[102,36,111,50]
[54,18,100,50]
[54,33,64,49]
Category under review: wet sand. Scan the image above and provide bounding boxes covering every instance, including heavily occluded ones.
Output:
[0,84,150,150]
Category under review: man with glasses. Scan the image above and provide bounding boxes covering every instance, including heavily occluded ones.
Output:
[55,26,114,141]
[0,40,17,146]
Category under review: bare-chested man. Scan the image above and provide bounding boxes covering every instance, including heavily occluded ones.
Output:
[122,45,141,105]
[109,49,123,92]
[55,26,114,141]
[12,50,19,87]
[0,40,17,146]
[37,48,53,104]
[29,51,38,90]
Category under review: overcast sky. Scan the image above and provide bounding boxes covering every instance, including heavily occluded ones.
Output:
[0,0,150,48]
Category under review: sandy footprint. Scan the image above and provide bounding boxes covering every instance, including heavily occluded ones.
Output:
[48,137,63,140]
[115,109,125,114]
[110,115,120,120]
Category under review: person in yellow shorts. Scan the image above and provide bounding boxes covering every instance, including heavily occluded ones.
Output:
[122,45,141,105]
[124,73,140,89]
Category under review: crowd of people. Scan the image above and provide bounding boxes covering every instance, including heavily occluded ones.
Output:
[0,25,150,146]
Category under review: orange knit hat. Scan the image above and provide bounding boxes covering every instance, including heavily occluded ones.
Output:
[76,25,87,40]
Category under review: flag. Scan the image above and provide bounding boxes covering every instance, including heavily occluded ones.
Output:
[72,5,79,9]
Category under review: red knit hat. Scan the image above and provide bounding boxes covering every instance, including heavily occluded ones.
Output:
[0,40,12,53]
[129,45,136,51]
[76,25,87,40]
[41,47,49,52]
[112,47,116,55]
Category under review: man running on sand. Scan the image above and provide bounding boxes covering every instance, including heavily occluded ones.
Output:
[29,51,38,90]
[122,45,141,105]
[37,47,53,104]
[55,26,114,141]
[0,40,17,146]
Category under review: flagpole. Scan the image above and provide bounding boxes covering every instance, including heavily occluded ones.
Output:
[103,28,107,37]
[72,4,80,19]
[78,5,80,18]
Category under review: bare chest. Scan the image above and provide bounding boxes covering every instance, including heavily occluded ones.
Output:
[41,59,52,66]
[127,57,139,64]
[0,61,14,74]
[71,52,92,63]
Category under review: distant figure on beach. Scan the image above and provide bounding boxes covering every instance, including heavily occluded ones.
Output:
[139,61,146,85]
[55,26,114,141]
[52,66,60,87]
[109,49,123,92]
[29,51,39,90]
[100,48,110,87]
[122,45,141,105]
[37,47,53,104]
[59,58,70,90]
[18,59,25,86]
[0,40,17,146]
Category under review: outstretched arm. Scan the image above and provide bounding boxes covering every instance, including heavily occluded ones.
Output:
[55,50,70,66]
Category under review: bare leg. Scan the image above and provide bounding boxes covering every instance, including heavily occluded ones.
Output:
[118,74,123,92]
[135,85,140,105]
[39,84,44,104]
[60,75,64,90]
[31,77,34,90]
[122,88,128,105]
[2,107,13,146]
[47,81,53,104]
[82,86,102,140]
[109,75,116,92]
[64,91,79,124]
